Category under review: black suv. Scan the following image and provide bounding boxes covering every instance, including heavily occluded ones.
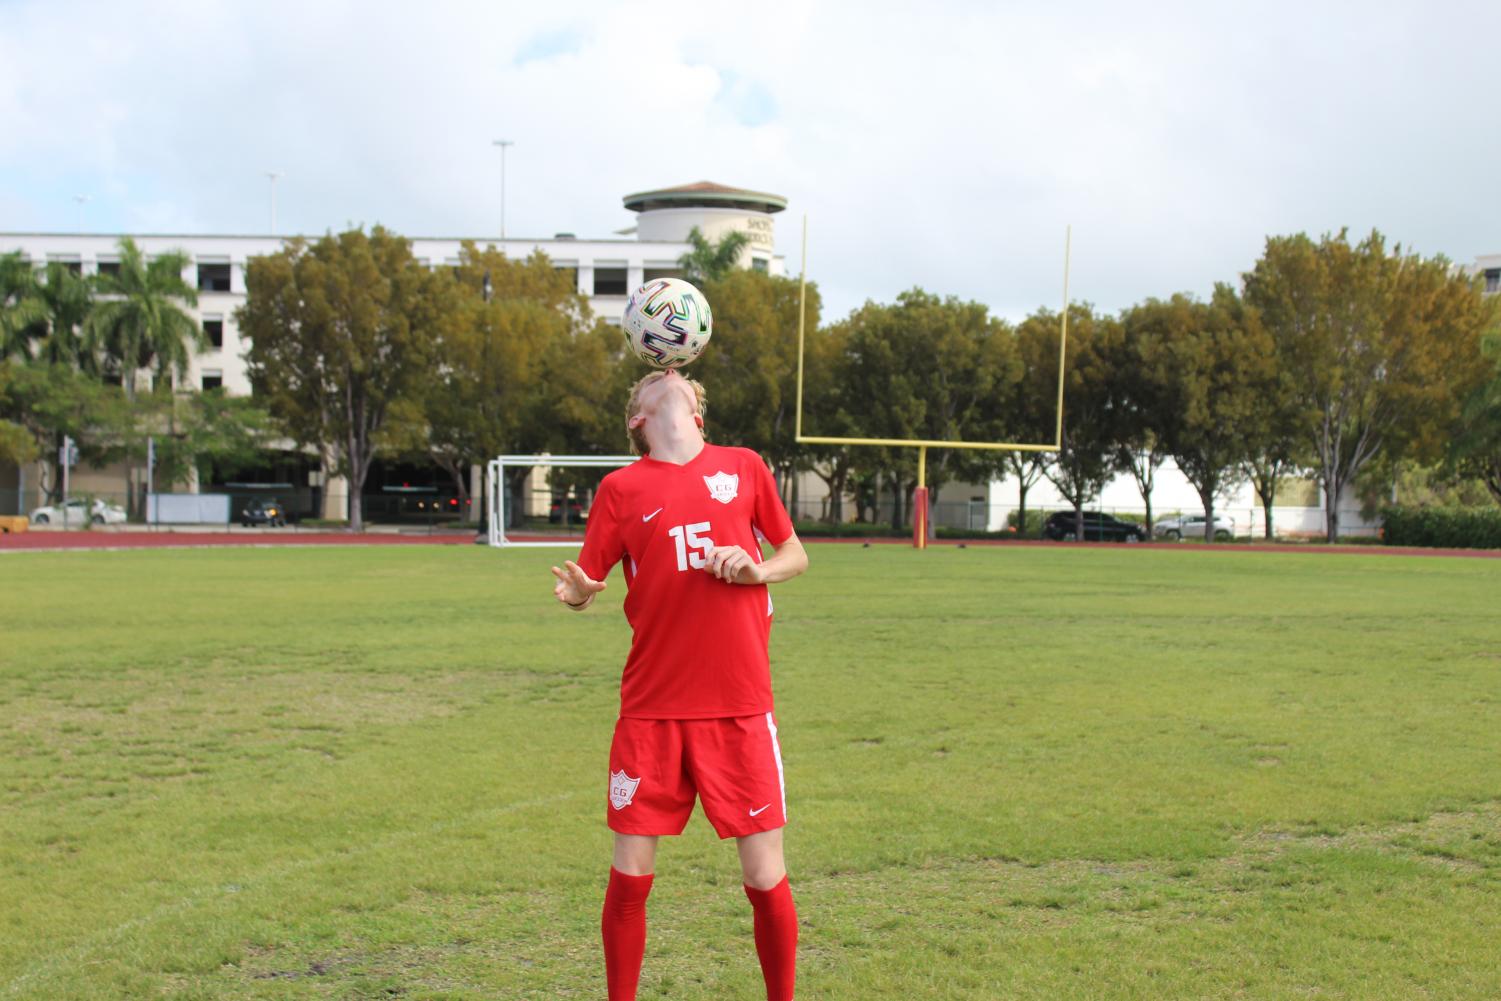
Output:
[240,498,289,527]
[1043,510,1146,543]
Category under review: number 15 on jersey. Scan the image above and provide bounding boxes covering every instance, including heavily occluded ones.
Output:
[667,521,713,572]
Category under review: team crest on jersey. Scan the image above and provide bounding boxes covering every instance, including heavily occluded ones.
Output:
[703,471,739,504]
[609,770,641,810]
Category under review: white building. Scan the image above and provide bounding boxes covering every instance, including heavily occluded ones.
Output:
[0,180,788,399]
[1472,252,1501,295]
[1,181,788,520]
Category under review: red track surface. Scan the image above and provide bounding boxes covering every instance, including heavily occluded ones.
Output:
[1,529,1495,558]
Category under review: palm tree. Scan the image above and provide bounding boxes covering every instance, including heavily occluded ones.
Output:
[34,263,98,372]
[85,237,201,398]
[677,226,752,284]
[1,252,45,361]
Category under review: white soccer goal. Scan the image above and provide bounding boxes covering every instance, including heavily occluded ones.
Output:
[486,454,637,548]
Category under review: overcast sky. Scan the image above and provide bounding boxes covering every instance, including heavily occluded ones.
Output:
[2,0,1497,321]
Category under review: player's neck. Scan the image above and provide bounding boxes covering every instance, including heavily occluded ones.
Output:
[645,426,705,466]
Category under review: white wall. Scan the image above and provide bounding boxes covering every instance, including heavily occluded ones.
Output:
[985,458,1380,537]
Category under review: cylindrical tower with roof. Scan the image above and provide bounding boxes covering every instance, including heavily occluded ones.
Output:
[623,181,787,273]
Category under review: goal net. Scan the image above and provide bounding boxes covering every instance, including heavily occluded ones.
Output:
[485,454,637,548]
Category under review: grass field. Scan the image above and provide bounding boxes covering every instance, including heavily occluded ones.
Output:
[2,543,1499,999]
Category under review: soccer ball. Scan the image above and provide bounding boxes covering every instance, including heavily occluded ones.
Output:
[621,277,713,369]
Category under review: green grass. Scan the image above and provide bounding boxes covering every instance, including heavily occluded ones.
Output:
[2,543,1499,999]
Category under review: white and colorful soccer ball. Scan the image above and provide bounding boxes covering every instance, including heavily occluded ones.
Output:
[621,277,713,369]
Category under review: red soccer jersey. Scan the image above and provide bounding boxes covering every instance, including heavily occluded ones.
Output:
[576,443,795,719]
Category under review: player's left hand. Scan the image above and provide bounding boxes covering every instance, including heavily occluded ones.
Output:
[704,545,763,584]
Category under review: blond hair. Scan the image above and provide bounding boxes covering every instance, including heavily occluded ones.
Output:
[625,371,707,455]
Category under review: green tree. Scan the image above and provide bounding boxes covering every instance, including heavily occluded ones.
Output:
[800,316,857,522]
[383,245,604,521]
[1451,326,1501,503]
[135,391,275,491]
[1244,230,1491,540]
[86,237,201,398]
[239,227,443,531]
[1115,298,1185,538]
[692,270,821,496]
[995,311,1065,536]
[1040,305,1121,540]
[1145,287,1275,541]
[1,253,45,361]
[837,289,1009,528]
[678,226,752,284]
[0,418,36,467]
[0,359,132,502]
[34,263,98,371]
[1239,347,1308,540]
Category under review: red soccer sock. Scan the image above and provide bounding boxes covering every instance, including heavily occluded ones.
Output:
[744,875,798,1001]
[602,867,654,1000]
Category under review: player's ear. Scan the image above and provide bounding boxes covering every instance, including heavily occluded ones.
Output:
[693,414,704,428]
[627,414,646,430]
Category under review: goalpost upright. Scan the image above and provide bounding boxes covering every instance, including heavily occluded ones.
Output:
[793,216,1073,548]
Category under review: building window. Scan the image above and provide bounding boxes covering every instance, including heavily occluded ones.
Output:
[1485,268,1500,294]
[643,267,684,282]
[197,263,231,292]
[203,318,224,349]
[751,257,769,273]
[554,266,578,290]
[201,371,223,391]
[47,258,83,275]
[96,259,120,277]
[593,267,628,296]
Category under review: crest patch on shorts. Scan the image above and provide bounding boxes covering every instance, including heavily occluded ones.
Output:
[609,769,641,810]
[703,471,739,504]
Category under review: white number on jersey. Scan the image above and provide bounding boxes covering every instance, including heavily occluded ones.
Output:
[667,521,714,572]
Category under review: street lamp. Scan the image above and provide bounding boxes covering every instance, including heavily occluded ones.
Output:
[264,171,284,234]
[492,139,514,239]
[73,194,91,233]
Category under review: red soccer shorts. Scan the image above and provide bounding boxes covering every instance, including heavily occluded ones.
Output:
[607,713,788,839]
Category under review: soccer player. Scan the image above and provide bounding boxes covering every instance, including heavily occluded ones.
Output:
[550,369,808,1001]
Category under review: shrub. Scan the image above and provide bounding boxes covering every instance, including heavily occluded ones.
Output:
[1380,506,1501,550]
[1006,509,1047,537]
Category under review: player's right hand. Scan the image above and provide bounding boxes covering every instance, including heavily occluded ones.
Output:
[551,559,606,608]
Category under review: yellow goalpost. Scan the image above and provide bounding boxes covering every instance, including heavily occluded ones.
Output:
[793,218,1073,548]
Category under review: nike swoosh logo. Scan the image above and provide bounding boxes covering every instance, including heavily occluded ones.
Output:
[749,804,771,817]
[642,508,663,522]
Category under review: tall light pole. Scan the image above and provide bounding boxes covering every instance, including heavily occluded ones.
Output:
[73,194,91,233]
[492,140,514,239]
[264,171,284,235]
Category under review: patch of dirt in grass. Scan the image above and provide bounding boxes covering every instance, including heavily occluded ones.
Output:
[1237,799,1501,873]
[0,668,533,807]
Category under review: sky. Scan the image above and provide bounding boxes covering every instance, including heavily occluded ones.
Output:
[1,0,1498,322]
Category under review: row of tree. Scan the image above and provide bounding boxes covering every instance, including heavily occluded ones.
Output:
[5,228,1498,538]
[1,241,269,507]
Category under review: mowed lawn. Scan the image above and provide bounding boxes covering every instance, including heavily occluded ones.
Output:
[2,543,1499,1000]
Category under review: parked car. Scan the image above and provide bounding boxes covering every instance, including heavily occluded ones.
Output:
[29,498,127,526]
[240,498,288,527]
[549,496,586,524]
[1153,513,1235,541]
[1043,510,1147,543]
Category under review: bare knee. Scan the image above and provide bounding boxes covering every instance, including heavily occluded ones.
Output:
[612,834,658,876]
[737,828,787,889]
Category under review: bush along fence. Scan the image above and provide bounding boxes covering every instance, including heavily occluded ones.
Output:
[1381,507,1501,550]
